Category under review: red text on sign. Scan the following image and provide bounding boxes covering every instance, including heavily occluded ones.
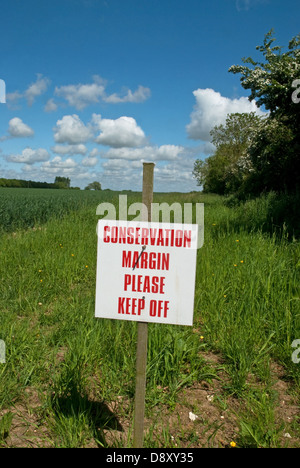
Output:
[149,300,169,318]
[122,250,170,271]
[118,297,145,316]
[124,274,166,294]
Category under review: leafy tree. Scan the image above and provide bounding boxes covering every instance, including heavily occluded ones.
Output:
[54,177,71,189]
[229,30,300,192]
[193,113,262,194]
[85,181,102,191]
[229,30,300,126]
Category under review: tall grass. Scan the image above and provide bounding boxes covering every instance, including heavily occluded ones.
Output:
[0,191,299,447]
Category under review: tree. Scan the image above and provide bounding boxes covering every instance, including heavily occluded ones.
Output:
[85,181,102,191]
[193,113,262,194]
[54,177,70,189]
[229,30,300,127]
[229,30,300,193]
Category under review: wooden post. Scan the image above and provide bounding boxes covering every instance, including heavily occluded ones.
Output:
[133,162,155,448]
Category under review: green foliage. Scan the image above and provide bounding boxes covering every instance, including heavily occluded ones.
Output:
[229,29,300,125]
[54,177,71,189]
[193,113,263,194]
[224,191,300,238]
[194,31,300,197]
[229,30,300,193]
[0,178,58,189]
[85,181,102,191]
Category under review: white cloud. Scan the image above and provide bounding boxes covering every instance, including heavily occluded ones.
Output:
[36,156,98,184]
[8,117,34,138]
[19,161,97,187]
[54,76,151,109]
[104,85,151,104]
[53,115,92,144]
[186,88,265,142]
[99,143,193,191]
[5,74,50,108]
[155,145,185,160]
[155,165,191,181]
[101,159,142,188]
[51,144,88,155]
[94,115,147,148]
[54,76,106,110]
[25,74,51,106]
[6,148,50,165]
[81,148,99,167]
[104,144,184,161]
[6,74,151,113]
[0,118,34,141]
[100,154,198,192]
[44,98,58,112]
[41,156,78,174]
[82,156,98,167]
[102,159,131,171]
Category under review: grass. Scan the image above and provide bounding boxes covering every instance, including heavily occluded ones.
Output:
[0,190,299,447]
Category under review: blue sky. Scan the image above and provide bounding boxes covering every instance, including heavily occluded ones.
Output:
[0,0,298,191]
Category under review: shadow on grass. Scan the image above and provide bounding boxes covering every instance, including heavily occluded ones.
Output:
[50,385,123,447]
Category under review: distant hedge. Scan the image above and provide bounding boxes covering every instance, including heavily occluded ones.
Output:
[0,178,78,189]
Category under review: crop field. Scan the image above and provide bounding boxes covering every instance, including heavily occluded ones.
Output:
[0,188,122,233]
[0,189,299,448]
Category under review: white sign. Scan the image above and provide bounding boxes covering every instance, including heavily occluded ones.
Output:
[95,220,198,326]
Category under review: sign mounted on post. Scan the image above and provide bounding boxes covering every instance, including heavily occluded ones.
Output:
[95,219,198,326]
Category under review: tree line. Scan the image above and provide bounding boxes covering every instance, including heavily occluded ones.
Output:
[0,176,102,190]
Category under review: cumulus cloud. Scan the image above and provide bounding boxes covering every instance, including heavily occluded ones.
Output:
[6,148,50,165]
[98,143,194,191]
[25,74,51,106]
[53,114,92,144]
[54,79,106,111]
[20,161,97,187]
[93,115,147,148]
[41,156,78,174]
[54,76,151,110]
[52,113,148,150]
[186,88,265,142]
[81,148,99,167]
[0,118,34,141]
[81,156,98,167]
[51,144,88,155]
[100,155,198,192]
[8,117,34,138]
[6,74,151,112]
[104,144,184,161]
[155,145,185,161]
[104,85,151,104]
